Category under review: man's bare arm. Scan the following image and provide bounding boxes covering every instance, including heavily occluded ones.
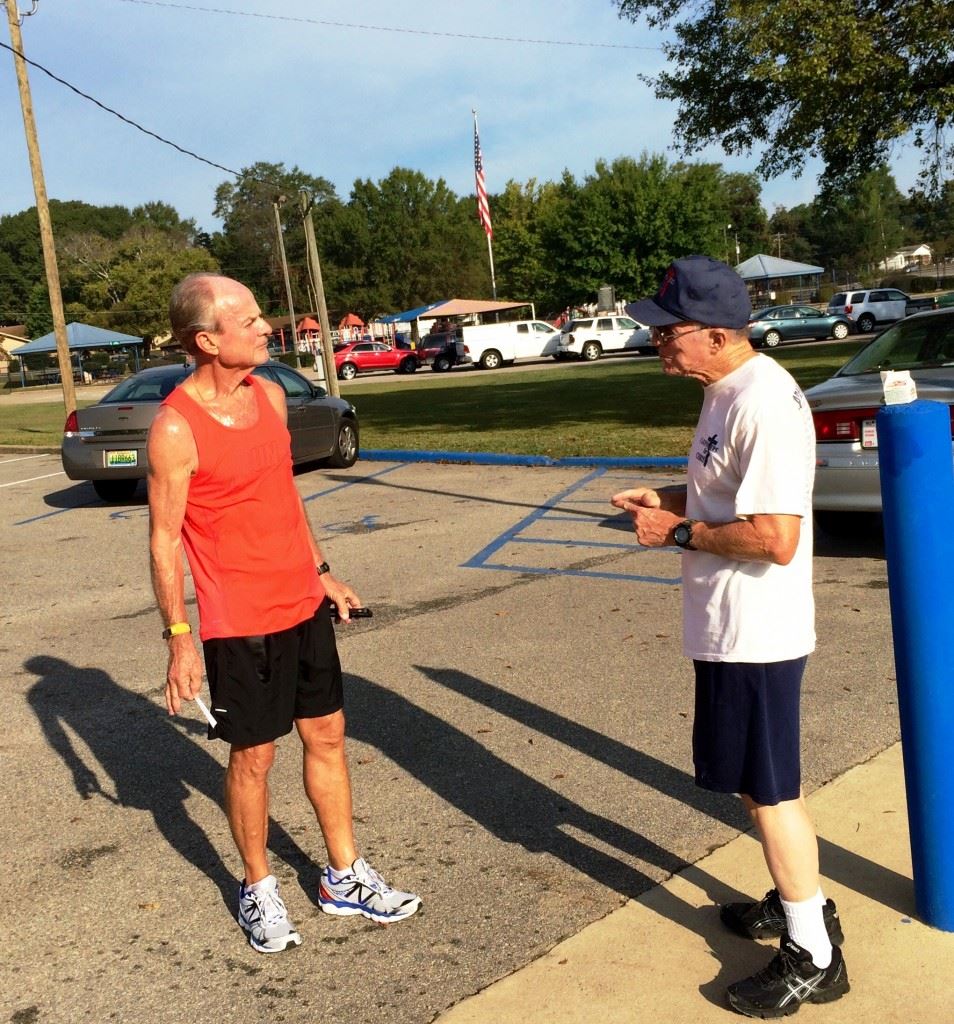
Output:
[147,405,204,714]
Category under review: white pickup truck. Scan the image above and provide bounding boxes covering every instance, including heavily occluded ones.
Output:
[459,320,562,369]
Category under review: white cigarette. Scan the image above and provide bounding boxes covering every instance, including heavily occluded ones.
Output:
[195,697,218,728]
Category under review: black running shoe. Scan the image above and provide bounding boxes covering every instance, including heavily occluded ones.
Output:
[720,889,845,945]
[726,937,849,1018]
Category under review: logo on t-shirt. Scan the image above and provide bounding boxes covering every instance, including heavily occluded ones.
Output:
[792,388,804,409]
[695,433,719,467]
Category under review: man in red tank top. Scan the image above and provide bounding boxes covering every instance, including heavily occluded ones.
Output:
[147,273,420,954]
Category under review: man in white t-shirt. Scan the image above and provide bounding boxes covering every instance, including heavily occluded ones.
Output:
[613,256,849,1018]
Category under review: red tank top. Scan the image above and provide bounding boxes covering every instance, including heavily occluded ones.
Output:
[163,375,321,640]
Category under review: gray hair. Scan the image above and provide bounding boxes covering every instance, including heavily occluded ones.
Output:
[168,273,227,354]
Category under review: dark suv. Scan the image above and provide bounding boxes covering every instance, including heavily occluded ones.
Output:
[417,331,473,372]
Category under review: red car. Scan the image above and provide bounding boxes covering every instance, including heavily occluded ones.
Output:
[333,340,419,380]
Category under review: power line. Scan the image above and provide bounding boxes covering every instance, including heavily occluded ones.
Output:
[0,39,244,180]
[117,0,662,51]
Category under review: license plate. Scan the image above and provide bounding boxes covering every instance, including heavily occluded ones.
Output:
[106,449,138,467]
[861,419,878,449]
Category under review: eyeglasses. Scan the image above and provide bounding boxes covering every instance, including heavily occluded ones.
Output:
[650,325,710,346]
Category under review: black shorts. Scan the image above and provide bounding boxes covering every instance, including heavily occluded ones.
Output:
[203,601,343,747]
[692,656,807,806]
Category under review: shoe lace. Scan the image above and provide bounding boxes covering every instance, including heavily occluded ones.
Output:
[249,885,288,927]
[751,946,798,987]
[355,861,391,895]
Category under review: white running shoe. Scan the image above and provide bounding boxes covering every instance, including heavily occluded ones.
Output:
[318,857,421,923]
[237,874,302,953]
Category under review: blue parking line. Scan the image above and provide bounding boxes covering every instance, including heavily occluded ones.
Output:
[463,465,682,584]
[301,463,405,502]
[476,561,681,584]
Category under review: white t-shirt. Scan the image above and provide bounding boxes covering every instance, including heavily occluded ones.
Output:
[682,354,816,662]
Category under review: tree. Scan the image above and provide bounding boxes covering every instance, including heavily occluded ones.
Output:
[615,0,954,194]
[341,168,486,315]
[58,225,219,340]
[211,162,339,315]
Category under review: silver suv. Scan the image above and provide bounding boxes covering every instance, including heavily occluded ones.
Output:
[826,289,910,333]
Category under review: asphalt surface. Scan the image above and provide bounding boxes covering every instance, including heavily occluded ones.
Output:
[2,454,898,1024]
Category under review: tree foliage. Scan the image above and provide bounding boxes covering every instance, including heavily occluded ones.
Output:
[210,161,339,317]
[615,0,954,194]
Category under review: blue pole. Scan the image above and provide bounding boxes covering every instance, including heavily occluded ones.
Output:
[877,399,954,930]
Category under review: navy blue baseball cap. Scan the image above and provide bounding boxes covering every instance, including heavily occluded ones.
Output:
[625,255,751,329]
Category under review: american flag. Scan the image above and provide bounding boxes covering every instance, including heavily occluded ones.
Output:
[474,121,492,239]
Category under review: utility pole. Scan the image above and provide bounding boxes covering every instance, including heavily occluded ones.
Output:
[300,191,339,397]
[6,0,75,413]
[773,232,785,258]
[272,198,300,366]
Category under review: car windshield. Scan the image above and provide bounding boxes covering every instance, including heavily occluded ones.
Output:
[837,314,954,375]
[102,368,190,402]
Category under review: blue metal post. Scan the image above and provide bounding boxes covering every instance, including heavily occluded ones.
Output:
[877,399,954,930]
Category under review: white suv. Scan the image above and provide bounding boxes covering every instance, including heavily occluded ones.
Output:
[556,314,652,361]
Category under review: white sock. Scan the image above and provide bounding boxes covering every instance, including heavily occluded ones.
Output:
[327,862,355,882]
[781,888,832,969]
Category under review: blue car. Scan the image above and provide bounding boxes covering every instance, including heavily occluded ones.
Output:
[748,305,853,348]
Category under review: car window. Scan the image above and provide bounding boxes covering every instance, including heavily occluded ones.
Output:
[617,317,638,329]
[103,369,189,403]
[569,319,593,330]
[353,343,374,353]
[516,324,529,334]
[799,307,821,318]
[868,291,888,302]
[532,322,556,333]
[887,290,907,301]
[850,292,866,303]
[838,314,954,375]
[829,294,847,306]
[268,364,312,398]
[596,319,613,330]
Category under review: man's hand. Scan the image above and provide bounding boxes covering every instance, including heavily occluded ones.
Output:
[611,487,663,511]
[612,488,682,548]
[165,635,205,715]
[321,573,361,623]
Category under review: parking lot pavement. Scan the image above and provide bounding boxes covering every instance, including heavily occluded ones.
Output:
[2,459,900,1024]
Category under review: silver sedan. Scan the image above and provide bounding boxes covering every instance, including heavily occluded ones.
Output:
[62,361,359,502]
[807,308,954,533]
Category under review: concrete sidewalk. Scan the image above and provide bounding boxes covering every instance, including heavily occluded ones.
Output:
[436,743,952,1024]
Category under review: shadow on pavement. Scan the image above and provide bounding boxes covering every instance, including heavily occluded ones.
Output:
[24,655,322,913]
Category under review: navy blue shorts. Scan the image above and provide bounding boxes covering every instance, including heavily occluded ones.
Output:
[692,657,807,806]
[203,601,343,748]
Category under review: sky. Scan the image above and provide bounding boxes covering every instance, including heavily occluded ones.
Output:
[1,0,924,236]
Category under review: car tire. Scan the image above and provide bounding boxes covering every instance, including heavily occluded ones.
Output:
[326,420,359,468]
[433,355,452,372]
[338,362,358,380]
[763,329,782,348]
[399,357,418,374]
[92,479,139,502]
[479,349,502,370]
[581,341,602,361]
[857,314,876,333]
[832,322,850,340]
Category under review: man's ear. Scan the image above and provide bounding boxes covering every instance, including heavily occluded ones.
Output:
[708,327,729,351]
[194,328,218,356]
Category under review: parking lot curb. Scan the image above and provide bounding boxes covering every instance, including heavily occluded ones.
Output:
[360,449,689,468]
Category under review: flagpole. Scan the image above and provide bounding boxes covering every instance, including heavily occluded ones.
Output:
[472,109,497,299]
[486,233,497,301]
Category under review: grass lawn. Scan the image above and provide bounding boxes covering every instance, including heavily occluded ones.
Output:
[0,342,865,455]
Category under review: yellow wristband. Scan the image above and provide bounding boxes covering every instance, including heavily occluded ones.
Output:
[162,622,192,640]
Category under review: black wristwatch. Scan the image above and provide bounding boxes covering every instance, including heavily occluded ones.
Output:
[673,520,698,550]
[317,561,331,576]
